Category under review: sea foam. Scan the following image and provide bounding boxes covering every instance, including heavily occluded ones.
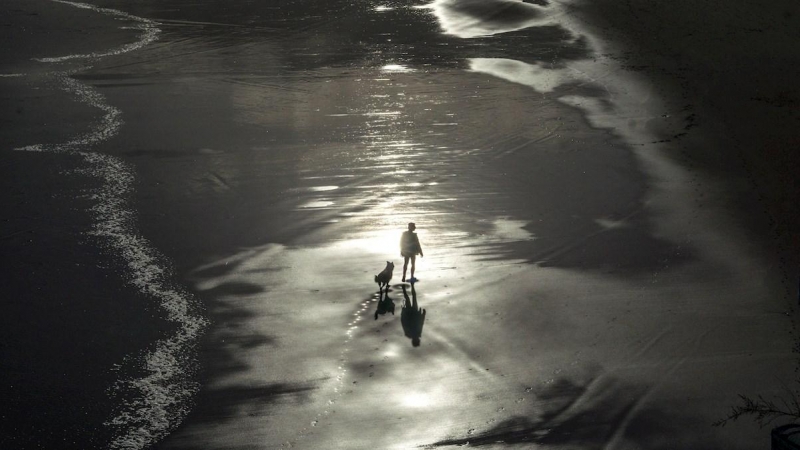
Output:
[34,0,160,63]
[15,2,207,449]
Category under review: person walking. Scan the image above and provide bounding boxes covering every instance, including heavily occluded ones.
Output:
[400,222,423,282]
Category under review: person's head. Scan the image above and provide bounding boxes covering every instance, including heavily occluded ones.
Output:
[408,222,416,231]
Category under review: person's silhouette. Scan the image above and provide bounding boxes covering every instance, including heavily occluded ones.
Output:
[374,287,396,320]
[400,222,424,282]
[401,284,426,347]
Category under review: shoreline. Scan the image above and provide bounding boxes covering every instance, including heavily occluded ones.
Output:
[1,1,207,448]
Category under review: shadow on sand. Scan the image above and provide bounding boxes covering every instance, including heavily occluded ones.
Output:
[158,279,315,442]
[429,373,710,450]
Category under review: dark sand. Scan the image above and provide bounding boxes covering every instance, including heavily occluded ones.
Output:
[563,0,800,276]
[1,0,799,449]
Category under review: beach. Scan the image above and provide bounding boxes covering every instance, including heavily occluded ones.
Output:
[1,0,798,449]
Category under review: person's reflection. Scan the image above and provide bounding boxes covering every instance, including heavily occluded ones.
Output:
[374,287,396,320]
[401,284,426,347]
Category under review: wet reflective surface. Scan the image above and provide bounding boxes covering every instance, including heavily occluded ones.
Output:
[2,0,797,448]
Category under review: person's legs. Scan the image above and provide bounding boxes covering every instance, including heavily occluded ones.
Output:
[410,255,416,279]
[402,256,410,281]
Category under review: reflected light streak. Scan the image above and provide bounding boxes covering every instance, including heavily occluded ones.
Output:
[372,154,423,162]
[308,185,339,192]
[365,111,403,116]
[381,64,415,73]
[388,170,421,175]
[359,183,404,189]
[385,142,416,148]
[299,200,334,208]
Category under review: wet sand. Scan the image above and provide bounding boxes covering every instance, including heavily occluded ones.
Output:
[1,0,799,449]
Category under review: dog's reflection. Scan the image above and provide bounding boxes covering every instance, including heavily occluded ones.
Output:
[401,284,426,347]
[374,286,396,320]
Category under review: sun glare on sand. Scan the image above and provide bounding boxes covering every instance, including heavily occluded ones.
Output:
[336,227,402,254]
[394,382,452,410]
[400,392,433,408]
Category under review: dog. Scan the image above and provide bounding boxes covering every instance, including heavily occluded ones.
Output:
[374,261,394,290]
